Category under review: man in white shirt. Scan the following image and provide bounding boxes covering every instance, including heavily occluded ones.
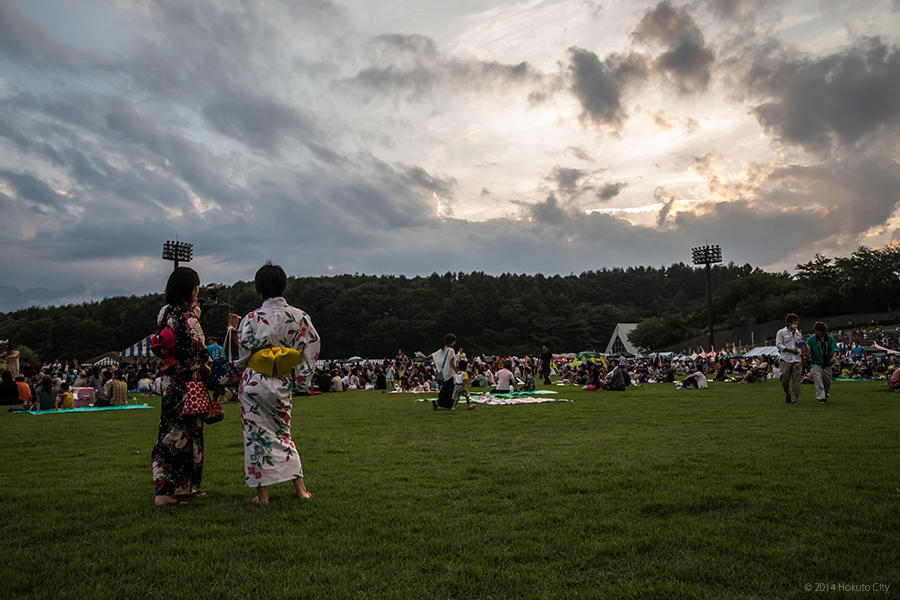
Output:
[493,362,517,393]
[776,312,804,404]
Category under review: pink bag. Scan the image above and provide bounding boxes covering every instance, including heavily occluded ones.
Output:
[181,380,209,416]
[74,387,93,408]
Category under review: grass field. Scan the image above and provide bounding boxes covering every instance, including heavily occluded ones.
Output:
[1,380,897,599]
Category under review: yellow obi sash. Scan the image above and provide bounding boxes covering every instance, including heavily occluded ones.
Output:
[247,347,303,377]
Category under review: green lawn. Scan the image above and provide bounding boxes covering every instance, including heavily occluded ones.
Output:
[1,381,897,599]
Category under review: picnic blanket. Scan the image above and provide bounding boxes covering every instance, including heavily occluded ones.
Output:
[418,391,570,406]
[18,405,154,415]
[833,378,879,382]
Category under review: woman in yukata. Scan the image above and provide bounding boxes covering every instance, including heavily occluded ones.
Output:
[152,267,210,507]
[228,262,320,504]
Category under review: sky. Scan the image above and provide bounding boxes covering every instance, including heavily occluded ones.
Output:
[0,0,898,312]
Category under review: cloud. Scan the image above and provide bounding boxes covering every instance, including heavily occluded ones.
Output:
[598,182,627,201]
[202,90,322,155]
[546,167,588,194]
[340,33,541,102]
[744,37,900,154]
[654,187,678,226]
[0,0,82,69]
[632,1,715,94]
[566,146,593,161]
[568,47,649,130]
[0,169,72,213]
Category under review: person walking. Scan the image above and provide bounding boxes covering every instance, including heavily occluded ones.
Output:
[151,267,211,507]
[228,262,320,504]
[806,321,838,405]
[776,313,804,405]
[426,333,457,410]
[540,343,553,386]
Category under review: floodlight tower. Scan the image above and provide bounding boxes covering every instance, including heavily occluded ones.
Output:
[691,244,722,351]
[162,239,193,270]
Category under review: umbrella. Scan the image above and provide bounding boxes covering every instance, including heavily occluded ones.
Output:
[347,356,364,362]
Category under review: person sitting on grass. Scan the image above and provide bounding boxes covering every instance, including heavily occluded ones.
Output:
[679,370,708,389]
[888,366,900,392]
[492,361,517,394]
[56,382,74,409]
[0,370,18,405]
[15,374,32,407]
[606,362,626,391]
[33,375,57,411]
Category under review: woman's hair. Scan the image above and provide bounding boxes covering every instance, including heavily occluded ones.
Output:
[41,375,53,393]
[166,267,200,305]
[814,321,829,334]
[255,261,287,299]
[784,312,800,326]
[443,333,457,346]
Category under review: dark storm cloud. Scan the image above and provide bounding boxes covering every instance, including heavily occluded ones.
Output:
[632,1,715,93]
[202,90,321,155]
[0,0,81,69]
[597,181,626,201]
[341,33,541,101]
[745,37,900,154]
[527,195,566,225]
[568,47,648,129]
[546,167,588,194]
[0,169,71,212]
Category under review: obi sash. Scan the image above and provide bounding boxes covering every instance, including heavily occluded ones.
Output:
[247,347,303,377]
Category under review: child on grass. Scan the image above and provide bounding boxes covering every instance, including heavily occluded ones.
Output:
[56,382,74,409]
[452,359,474,410]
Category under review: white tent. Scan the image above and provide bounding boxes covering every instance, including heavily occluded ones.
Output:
[604,323,640,355]
[744,346,779,357]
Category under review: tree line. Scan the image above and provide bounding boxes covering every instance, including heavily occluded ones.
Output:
[1,246,897,363]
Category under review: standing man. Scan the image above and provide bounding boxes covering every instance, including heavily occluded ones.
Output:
[776,313,804,404]
[806,321,838,405]
[540,343,553,386]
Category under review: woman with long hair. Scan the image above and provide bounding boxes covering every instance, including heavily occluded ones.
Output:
[151,267,211,507]
[228,262,320,504]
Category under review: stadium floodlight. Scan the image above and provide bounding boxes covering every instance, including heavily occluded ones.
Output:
[691,244,723,352]
[162,240,193,270]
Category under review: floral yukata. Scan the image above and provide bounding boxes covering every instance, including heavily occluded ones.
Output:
[236,297,320,488]
[151,304,208,496]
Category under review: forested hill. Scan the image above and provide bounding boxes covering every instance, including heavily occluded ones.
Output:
[2,246,898,362]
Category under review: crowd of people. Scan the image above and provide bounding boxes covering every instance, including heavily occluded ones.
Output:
[3,294,900,509]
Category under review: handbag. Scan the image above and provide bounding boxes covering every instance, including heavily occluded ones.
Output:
[181,377,210,416]
[203,398,224,424]
[209,327,240,387]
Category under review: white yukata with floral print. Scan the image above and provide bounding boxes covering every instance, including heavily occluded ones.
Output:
[236,297,320,488]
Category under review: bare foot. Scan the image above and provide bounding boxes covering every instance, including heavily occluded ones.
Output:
[251,495,268,504]
[154,495,185,507]
[176,489,207,499]
[296,489,312,500]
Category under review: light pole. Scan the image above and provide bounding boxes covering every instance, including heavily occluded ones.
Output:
[162,240,193,270]
[691,244,722,351]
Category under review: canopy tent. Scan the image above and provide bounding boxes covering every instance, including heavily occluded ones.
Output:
[873,342,900,356]
[744,346,779,357]
[83,351,122,366]
[122,335,154,358]
[604,323,640,355]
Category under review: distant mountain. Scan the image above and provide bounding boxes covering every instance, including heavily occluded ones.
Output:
[0,285,132,314]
